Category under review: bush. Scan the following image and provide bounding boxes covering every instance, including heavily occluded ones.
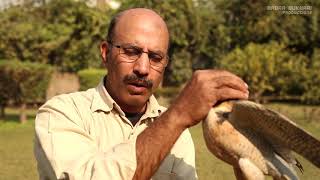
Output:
[78,68,107,90]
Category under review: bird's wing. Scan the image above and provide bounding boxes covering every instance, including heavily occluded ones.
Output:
[229,100,320,168]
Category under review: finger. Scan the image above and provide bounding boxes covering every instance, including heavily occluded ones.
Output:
[211,76,248,93]
[215,88,249,102]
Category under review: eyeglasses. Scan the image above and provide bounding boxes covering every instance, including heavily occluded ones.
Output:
[108,41,168,70]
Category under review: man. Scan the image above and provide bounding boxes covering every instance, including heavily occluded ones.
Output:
[34,8,249,180]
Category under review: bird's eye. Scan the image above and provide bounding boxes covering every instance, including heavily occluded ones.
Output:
[216,111,230,122]
[222,112,230,119]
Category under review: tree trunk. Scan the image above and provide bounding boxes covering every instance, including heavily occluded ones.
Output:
[20,103,27,123]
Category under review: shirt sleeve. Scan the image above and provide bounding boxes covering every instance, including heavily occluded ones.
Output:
[171,129,198,180]
[34,96,137,180]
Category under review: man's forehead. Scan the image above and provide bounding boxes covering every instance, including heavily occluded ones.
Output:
[112,8,169,51]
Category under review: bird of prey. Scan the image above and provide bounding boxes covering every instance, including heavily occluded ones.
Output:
[202,100,320,180]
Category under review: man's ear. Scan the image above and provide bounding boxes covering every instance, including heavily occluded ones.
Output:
[100,41,109,66]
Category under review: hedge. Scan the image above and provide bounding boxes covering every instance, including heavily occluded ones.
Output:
[78,68,107,90]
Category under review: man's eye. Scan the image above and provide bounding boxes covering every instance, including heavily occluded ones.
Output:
[123,47,140,56]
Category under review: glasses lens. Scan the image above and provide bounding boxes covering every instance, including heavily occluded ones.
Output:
[117,43,168,70]
[150,57,166,69]
[149,52,163,63]
[120,45,141,61]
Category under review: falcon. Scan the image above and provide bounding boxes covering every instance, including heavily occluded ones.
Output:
[203,100,320,180]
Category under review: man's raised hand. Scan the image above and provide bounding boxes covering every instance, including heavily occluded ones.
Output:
[170,69,249,128]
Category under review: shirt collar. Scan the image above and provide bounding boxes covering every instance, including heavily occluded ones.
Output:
[141,95,163,120]
[90,77,164,119]
[90,78,115,113]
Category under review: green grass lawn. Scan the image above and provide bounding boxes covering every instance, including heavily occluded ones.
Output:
[0,103,320,180]
[0,108,38,180]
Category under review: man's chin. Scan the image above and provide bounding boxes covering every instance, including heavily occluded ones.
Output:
[121,86,152,108]
[126,94,149,104]
[119,95,149,113]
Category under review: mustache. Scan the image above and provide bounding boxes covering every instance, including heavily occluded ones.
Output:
[123,74,153,89]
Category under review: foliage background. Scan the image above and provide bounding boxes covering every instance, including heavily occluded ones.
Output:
[78,68,107,90]
[1,0,319,104]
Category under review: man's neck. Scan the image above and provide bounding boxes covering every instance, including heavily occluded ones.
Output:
[125,112,144,126]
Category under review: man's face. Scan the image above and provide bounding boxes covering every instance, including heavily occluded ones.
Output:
[100,11,169,112]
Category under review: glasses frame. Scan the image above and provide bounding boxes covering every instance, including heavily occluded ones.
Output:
[107,41,168,70]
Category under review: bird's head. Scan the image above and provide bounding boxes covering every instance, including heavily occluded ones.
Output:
[205,101,234,125]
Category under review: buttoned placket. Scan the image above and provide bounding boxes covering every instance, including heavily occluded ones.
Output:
[102,92,161,141]
[116,113,142,140]
[128,119,140,139]
[130,117,154,139]
[126,109,159,139]
[127,115,150,140]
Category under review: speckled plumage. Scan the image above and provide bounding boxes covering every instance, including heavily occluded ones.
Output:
[203,100,320,180]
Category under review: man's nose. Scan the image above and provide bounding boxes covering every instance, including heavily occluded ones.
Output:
[133,52,150,76]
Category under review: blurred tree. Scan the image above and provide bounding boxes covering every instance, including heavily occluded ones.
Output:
[216,0,320,56]
[192,0,232,69]
[302,48,320,104]
[0,61,53,122]
[219,42,309,102]
[0,0,110,72]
